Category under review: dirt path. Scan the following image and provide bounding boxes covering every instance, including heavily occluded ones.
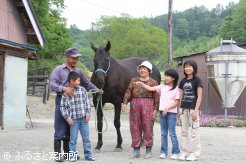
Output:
[0,96,246,164]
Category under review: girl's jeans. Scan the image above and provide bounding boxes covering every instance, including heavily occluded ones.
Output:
[160,112,180,155]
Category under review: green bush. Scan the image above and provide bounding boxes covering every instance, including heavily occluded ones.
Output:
[238,117,246,121]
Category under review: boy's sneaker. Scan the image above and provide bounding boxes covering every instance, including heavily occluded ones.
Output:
[67,155,80,161]
[178,154,187,161]
[159,153,166,159]
[170,154,179,160]
[186,154,198,161]
[85,156,95,161]
[69,156,77,162]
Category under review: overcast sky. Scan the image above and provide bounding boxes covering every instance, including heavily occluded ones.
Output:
[62,0,240,30]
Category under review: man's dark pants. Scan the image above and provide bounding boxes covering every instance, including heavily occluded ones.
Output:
[54,95,70,160]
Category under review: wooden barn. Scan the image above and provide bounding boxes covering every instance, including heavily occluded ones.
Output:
[175,43,246,117]
[0,0,44,129]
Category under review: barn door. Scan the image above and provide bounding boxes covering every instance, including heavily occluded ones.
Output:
[0,53,4,128]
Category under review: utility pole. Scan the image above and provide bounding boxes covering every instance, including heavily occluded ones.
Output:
[168,0,173,68]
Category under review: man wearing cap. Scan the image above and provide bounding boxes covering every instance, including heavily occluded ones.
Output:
[49,47,102,162]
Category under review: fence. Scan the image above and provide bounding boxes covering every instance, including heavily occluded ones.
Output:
[27,67,49,104]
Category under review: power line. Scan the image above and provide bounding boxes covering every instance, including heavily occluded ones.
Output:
[81,0,123,14]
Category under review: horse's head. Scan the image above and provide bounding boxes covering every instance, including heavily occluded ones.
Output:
[91,41,111,89]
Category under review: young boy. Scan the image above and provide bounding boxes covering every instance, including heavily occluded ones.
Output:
[60,72,95,161]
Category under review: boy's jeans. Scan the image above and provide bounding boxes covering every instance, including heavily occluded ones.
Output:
[180,109,201,157]
[69,117,93,159]
[160,112,180,155]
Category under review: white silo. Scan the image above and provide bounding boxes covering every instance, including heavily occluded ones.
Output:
[206,39,246,119]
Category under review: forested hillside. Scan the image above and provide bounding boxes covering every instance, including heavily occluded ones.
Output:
[71,15,168,70]
[148,3,236,41]
[30,0,246,72]
[147,2,242,57]
[71,0,246,70]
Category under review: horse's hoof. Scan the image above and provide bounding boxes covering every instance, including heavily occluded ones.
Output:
[114,147,123,152]
[94,148,101,153]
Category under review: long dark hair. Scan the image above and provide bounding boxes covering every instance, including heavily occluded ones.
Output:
[183,60,197,78]
[165,68,179,90]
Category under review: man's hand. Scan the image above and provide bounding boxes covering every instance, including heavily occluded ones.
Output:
[98,89,104,95]
[152,110,158,121]
[121,103,127,112]
[66,118,73,125]
[86,115,91,122]
[63,87,74,97]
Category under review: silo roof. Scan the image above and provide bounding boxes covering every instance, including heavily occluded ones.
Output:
[207,44,246,55]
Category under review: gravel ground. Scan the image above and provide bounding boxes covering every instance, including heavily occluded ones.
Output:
[0,96,246,164]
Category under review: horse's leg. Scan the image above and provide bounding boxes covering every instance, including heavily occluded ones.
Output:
[113,98,123,152]
[93,96,103,152]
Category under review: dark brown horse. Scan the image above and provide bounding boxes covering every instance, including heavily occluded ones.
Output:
[90,41,161,151]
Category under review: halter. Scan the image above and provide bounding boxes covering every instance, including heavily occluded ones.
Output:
[95,61,111,76]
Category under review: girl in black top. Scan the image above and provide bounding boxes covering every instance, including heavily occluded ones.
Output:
[178,60,203,161]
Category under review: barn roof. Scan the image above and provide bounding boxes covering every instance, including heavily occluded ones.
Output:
[0,38,38,51]
[0,38,39,59]
[14,0,44,47]
[174,51,207,60]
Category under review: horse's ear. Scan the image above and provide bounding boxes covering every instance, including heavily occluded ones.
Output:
[105,41,111,52]
[91,42,97,52]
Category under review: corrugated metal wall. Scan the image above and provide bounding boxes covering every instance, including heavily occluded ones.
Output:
[176,45,246,116]
[0,0,27,44]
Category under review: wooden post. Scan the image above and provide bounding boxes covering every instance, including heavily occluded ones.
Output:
[27,67,49,104]
[168,0,173,68]
[32,71,35,95]
[43,69,48,104]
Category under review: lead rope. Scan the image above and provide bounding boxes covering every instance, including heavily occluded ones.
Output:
[89,89,108,134]
[95,95,108,134]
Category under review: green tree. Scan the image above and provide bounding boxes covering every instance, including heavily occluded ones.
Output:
[148,3,236,41]
[89,15,168,69]
[173,36,220,57]
[70,25,95,71]
[29,0,73,73]
[174,18,189,39]
[220,0,246,43]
